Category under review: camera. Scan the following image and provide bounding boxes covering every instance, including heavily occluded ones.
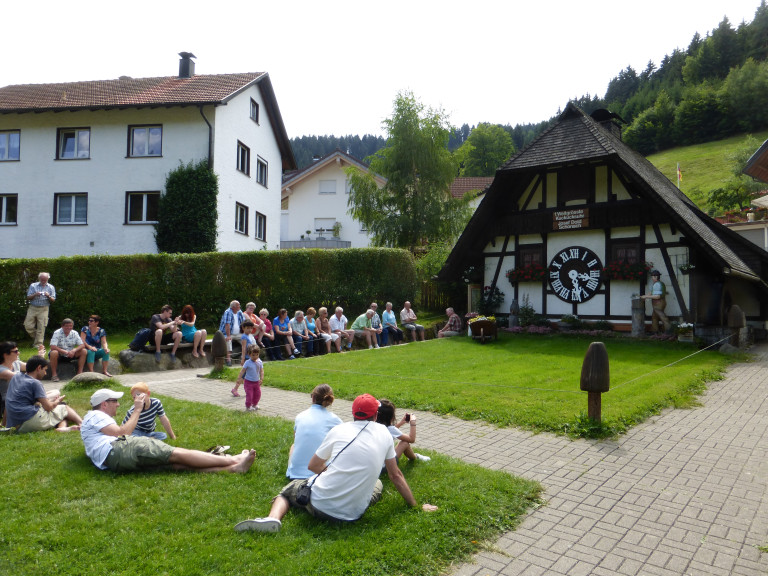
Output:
[296,482,312,506]
[405,413,410,422]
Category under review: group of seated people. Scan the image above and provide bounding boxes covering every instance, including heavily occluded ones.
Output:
[216,300,432,365]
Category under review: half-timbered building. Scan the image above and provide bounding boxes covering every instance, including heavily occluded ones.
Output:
[439,103,768,341]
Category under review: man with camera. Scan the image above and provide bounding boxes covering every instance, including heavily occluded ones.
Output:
[235,393,437,532]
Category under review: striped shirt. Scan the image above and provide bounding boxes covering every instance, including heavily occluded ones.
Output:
[122,398,166,434]
[27,281,56,307]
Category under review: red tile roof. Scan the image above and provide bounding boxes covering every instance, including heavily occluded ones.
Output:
[0,73,266,113]
[450,177,494,199]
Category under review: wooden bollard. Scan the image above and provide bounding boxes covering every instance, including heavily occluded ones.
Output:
[212,330,228,370]
[580,342,610,422]
[727,305,746,347]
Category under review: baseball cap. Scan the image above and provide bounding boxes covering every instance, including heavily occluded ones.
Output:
[90,388,124,407]
[650,269,661,277]
[352,393,380,420]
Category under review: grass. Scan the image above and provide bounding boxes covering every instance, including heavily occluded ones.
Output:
[1,379,540,576]
[646,129,768,210]
[216,332,732,438]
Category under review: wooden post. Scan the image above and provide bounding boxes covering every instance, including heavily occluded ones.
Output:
[212,330,227,370]
[580,342,610,422]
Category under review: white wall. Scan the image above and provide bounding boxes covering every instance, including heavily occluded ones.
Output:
[214,85,283,252]
[0,107,209,258]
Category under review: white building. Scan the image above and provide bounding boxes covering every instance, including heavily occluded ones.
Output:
[0,52,295,258]
[280,149,386,249]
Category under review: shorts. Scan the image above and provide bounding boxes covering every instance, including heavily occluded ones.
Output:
[159,332,176,345]
[16,404,69,433]
[403,323,424,332]
[103,435,175,472]
[278,478,383,522]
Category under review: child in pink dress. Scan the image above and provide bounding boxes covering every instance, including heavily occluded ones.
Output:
[236,345,264,411]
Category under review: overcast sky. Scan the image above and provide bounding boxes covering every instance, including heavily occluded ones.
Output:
[3,0,762,137]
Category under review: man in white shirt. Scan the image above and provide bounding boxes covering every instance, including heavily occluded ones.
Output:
[235,393,437,533]
[81,388,256,473]
[328,307,355,351]
[400,301,425,341]
[49,318,86,382]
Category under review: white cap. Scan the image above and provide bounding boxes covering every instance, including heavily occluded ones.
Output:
[90,388,123,407]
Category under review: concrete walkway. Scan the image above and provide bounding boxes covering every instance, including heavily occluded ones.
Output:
[113,343,768,576]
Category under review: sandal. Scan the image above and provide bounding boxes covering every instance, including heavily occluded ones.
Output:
[206,445,231,456]
[52,376,60,382]
[103,372,113,378]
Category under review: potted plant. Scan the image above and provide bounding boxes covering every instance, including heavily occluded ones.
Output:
[477,286,505,316]
[332,222,342,238]
[558,314,582,330]
[602,261,653,281]
[676,322,694,342]
[506,262,547,285]
[679,263,695,275]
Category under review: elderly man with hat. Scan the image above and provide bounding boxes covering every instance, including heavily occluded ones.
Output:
[235,393,437,533]
[80,388,256,473]
[641,269,671,333]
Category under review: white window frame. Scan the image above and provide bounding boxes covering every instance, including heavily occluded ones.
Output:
[255,211,266,241]
[0,130,21,161]
[0,194,18,224]
[128,125,163,157]
[314,218,336,236]
[126,191,160,224]
[250,99,260,124]
[319,180,337,195]
[237,141,250,175]
[57,128,90,159]
[235,202,249,234]
[256,157,268,186]
[55,193,88,225]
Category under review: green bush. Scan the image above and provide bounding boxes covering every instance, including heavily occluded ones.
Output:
[0,248,417,340]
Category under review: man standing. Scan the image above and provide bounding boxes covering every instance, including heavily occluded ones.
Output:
[329,307,355,351]
[400,301,425,342]
[24,272,56,356]
[437,307,462,338]
[49,318,87,382]
[641,270,671,333]
[5,356,82,433]
[81,388,256,473]
[150,305,182,363]
[235,393,437,532]
[219,301,245,366]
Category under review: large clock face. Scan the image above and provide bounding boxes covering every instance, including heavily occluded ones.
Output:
[548,246,603,303]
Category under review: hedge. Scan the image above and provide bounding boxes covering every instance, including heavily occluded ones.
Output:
[0,248,417,340]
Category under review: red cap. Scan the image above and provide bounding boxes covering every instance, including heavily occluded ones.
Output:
[352,393,380,420]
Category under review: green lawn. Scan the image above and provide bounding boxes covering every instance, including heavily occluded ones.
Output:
[0,380,540,576]
[219,332,731,437]
[646,129,768,210]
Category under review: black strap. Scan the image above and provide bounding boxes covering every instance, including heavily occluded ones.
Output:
[308,421,370,488]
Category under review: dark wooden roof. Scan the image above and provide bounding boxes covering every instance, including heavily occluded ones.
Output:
[439,103,768,287]
[744,138,768,183]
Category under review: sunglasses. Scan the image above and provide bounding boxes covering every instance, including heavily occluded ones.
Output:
[88,319,97,323]
[11,349,19,353]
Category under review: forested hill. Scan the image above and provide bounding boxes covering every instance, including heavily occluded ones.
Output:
[290,1,768,170]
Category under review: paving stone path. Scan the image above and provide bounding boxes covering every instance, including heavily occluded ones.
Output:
[114,342,768,576]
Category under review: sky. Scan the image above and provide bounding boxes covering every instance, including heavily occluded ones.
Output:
[3,0,763,138]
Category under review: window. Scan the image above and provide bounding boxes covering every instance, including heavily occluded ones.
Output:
[518,245,544,267]
[314,218,336,236]
[235,202,248,234]
[128,125,162,157]
[345,180,352,194]
[255,211,266,241]
[281,196,289,210]
[256,157,268,186]
[250,99,260,123]
[319,180,337,195]
[57,128,90,159]
[55,193,87,225]
[558,165,590,203]
[0,130,20,161]
[126,192,160,223]
[610,241,640,264]
[236,141,250,175]
[0,194,18,224]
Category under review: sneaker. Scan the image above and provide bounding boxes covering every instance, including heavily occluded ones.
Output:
[231,388,240,397]
[226,360,232,367]
[293,349,300,355]
[248,406,259,412]
[234,517,282,533]
[414,453,431,462]
[0,426,16,435]
[170,353,177,363]
[368,345,373,350]
[155,352,162,362]
[347,343,352,349]
[374,344,380,349]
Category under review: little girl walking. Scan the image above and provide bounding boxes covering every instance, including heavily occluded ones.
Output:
[236,345,264,411]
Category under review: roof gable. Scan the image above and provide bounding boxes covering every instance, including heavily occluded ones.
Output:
[282,149,385,195]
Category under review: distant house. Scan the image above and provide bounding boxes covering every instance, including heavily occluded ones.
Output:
[0,52,296,258]
[450,176,494,211]
[440,104,768,340]
[280,149,386,249]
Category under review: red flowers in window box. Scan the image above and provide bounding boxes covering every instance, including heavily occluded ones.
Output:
[506,262,547,284]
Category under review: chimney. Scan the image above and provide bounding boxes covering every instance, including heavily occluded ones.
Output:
[178,52,196,78]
